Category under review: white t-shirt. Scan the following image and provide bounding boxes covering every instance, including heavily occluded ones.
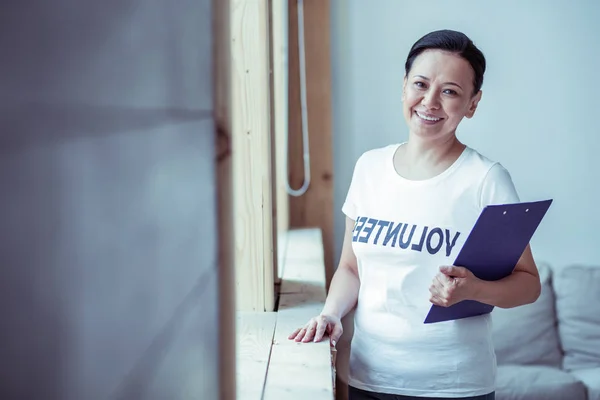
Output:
[342,143,520,398]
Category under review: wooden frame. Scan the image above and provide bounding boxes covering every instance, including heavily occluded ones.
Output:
[229,1,337,399]
[238,229,335,400]
[287,0,334,286]
[231,0,276,312]
[218,0,334,313]
[270,0,290,282]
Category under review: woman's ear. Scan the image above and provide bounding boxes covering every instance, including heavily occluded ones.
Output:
[466,90,482,118]
[402,76,408,102]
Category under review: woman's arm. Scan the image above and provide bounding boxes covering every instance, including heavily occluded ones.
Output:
[320,217,361,319]
[289,216,360,344]
[430,244,541,309]
[471,244,541,308]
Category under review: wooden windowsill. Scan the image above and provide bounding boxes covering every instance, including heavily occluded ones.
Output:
[237,228,335,400]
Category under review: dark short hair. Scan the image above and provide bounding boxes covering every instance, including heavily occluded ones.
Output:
[404,29,486,95]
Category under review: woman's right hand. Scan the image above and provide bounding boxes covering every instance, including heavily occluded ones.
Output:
[287,314,343,346]
[287,217,358,347]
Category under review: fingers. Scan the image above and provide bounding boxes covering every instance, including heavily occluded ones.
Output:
[436,273,452,286]
[430,294,450,307]
[288,328,302,340]
[313,317,328,343]
[288,319,319,343]
[440,265,468,278]
[429,284,446,306]
[301,321,318,343]
[288,315,342,344]
[430,275,453,307]
[430,275,447,296]
[330,323,343,346]
[439,265,456,276]
[292,327,308,342]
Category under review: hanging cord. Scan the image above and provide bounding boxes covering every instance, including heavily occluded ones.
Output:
[285,0,311,196]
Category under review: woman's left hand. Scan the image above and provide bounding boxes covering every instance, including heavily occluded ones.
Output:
[429,265,480,307]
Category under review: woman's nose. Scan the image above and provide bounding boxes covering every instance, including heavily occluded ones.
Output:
[421,91,440,109]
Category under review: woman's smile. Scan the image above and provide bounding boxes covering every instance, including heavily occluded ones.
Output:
[414,110,443,124]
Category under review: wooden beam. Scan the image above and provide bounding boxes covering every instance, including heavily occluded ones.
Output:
[287,0,335,287]
[270,0,290,283]
[236,229,335,399]
[263,229,335,400]
[231,0,276,312]
[271,0,289,277]
[236,312,278,400]
[213,0,235,398]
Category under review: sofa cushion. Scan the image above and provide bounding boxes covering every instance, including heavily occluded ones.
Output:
[554,265,600,371]
[496,365,587,400]
[571,368,600,400]
[491,263,562,367]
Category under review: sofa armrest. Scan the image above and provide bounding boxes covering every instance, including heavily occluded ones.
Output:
[571,368,600,400]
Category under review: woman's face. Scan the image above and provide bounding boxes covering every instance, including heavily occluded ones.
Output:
[402,49,481,141]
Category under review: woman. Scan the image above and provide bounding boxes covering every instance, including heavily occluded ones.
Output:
[288,30,542,400]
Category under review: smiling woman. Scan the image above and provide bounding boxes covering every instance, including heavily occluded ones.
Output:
[401,39,483,145]
[290,29,542,400]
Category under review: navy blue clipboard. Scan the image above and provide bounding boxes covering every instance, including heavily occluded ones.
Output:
[424,199,553,324]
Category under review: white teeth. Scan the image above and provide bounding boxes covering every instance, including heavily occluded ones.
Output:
[416,111,441,122]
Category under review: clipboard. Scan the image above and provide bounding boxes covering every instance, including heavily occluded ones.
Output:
[424,199,553,324]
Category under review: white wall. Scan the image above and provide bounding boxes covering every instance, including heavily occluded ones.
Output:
[331,0,600,269]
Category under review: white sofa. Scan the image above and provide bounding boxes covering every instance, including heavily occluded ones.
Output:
[492,263,600,400]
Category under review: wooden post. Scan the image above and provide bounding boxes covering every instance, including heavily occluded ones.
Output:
[213,0,235,398]
[288,0,335,286]
[231,0,276,312]
[270,0,290,281]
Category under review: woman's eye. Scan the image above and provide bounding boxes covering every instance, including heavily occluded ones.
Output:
[443,89,458,96]
[414,82,426,88]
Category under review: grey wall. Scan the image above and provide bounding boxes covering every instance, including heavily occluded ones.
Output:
[331,0,600,270]
[0,1,219,399]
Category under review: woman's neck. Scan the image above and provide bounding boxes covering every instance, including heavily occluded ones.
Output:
[394,134,466,180]
[404,135,464,165]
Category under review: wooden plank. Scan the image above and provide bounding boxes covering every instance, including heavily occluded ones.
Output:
[287,0,335,288]
[231,0,275,312]
[280,229,326,302]
[264,314,334,400]
[236,312,278,400]
[213,0,236,398]
[270,0,290,283]
[264,228,334,400]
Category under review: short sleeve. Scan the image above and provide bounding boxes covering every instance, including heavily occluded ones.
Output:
[341,155,363,221]
[479,163,520,208]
